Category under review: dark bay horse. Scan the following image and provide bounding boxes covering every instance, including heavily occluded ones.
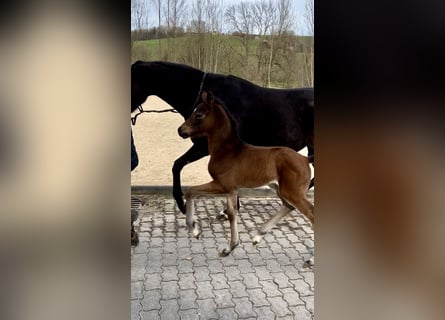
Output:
[178,91,314,258]
[131,60,314,213]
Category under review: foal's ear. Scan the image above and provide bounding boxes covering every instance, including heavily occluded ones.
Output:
[206,91,214,105]
[201,91,207,103]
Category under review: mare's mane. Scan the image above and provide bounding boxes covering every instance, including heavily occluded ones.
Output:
[133,60,260,90]
[133,60,203,74]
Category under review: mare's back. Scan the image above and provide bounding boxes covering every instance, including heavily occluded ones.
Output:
[211,75,312,149]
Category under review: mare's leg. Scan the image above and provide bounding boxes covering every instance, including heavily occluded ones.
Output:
[307,145,315,190]
[308,177,314,190]
[172,140,208,213]
[184,181,228,239]
[131,226,139,246]
[131,198,141,246]
[220,192,240,256]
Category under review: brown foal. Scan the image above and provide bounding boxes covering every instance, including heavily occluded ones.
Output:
[178,91,314,257]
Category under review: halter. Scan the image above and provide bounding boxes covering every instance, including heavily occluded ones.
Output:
[131,72,207,126]
[190,72,207,111]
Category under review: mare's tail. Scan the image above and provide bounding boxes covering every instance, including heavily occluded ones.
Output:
[303,92,314,190]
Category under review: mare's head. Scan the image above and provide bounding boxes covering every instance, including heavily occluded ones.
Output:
[131,61,147,112]
[178,91,217,139]
[131,60,204,114]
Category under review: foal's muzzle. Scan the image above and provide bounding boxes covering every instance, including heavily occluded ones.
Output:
[178,126,190,139]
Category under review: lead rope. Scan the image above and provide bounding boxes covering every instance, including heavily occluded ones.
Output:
[131,106,178,125]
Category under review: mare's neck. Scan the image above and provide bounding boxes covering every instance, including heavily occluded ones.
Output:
[207,104,243,156]
[143,64,204,116]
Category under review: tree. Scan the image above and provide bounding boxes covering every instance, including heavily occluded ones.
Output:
[225,2,254,68]
[276,0,295,36]
[131,0,147,31]
[151,0,162,38]
[251,0,275,36]
[164,0,187,37]
[187,0,205,68]
[184,0,225,71]
[164,0,188,60]
[203,0,226,72]
[251,0,278,86]
[131,0,149,55]
[303,0,314,35]
[274,0,297,87]
[302,0,314,87]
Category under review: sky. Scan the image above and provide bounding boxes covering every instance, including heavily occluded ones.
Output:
[133,0,312,36]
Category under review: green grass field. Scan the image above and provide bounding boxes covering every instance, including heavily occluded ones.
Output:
[131,33,313,88]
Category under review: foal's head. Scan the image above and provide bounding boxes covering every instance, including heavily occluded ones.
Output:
[178,91,218,139]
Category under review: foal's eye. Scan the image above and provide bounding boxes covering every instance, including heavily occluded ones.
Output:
[195,112,204,119]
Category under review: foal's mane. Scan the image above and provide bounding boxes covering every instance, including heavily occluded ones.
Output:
[212,96,244,143]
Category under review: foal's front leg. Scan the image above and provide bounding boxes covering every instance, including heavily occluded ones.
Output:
[220,192,240,257]
[184,181,227,240]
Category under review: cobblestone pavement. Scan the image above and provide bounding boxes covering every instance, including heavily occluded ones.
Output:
[131,191,314,320]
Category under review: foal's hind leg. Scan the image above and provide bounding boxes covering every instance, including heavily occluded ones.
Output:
[279,184,315,267]
[220,192,240,256]
[286,194,315,266]
[253,204,293,245]
[252,182,293,244]
[216,196,240,221]
[283,193,314,225]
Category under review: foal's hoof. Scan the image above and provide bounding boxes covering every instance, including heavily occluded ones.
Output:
[193,229,201,240]
[303,258,314,269]
[219,248,231,257]
[252,235,262,245]
[216,214,228,221]
[216,209,228,221]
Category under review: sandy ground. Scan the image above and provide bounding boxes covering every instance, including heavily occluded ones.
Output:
[131,96,313,186]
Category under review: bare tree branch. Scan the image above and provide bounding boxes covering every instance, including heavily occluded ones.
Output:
[251,0,276,36]
[304,0,314,35]
[131,0,147,31]
[277,0,295,35]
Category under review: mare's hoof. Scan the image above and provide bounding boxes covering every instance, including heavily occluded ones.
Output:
[131,229,139,246]
[131,209,139,224]
[175,197,186,214]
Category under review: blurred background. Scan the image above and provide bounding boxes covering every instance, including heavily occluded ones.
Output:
[1,0,444,319]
